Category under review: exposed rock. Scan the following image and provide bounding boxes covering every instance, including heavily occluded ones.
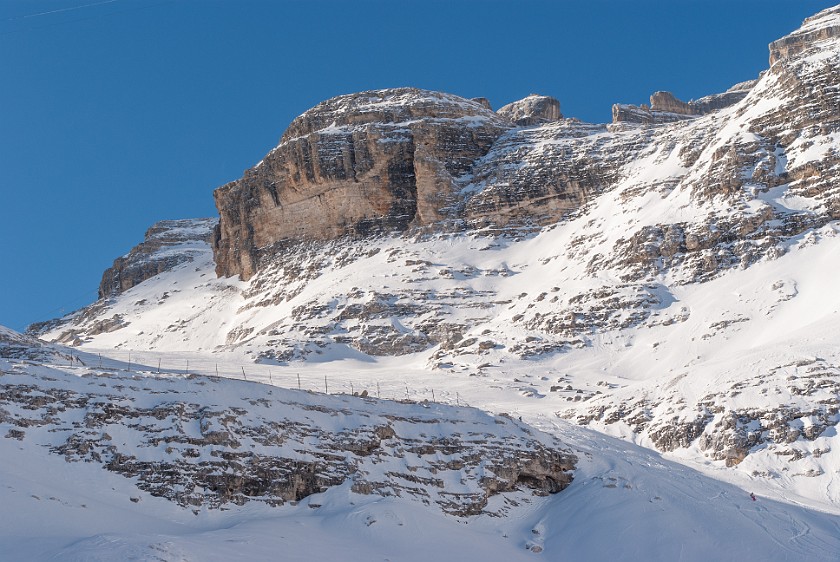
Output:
[0,365,576,515]
[0,326,70,362]
[611,87,751,125]
[496,94,562,126]
[471,97,492,110]
[462,119,611,230]
[570,359,840,469]
[28,10,840,486]
[99,219,217,298]
[769,6,840,64]
[213,88,510,279]
[649,91,698,116]
[211,8,839,286]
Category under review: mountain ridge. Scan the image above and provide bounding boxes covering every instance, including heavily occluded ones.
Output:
[25,1,840,515]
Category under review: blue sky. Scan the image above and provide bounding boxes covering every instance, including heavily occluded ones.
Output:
[1,0,836,331]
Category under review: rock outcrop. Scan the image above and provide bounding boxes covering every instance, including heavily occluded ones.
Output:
[213,88,510,280]
[0,325,70,362]
[21,9,840,507]
[99,218,217,298]
[611,86,753,125]
[0,361,575,515]
[210,11,839,284]
[769,5,840,64]
[35,6,840,364]
[570,358,840,469]
[496,94,563,126]
[471,97,493,110]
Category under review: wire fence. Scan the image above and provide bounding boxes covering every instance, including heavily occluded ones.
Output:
[47,349,469,408]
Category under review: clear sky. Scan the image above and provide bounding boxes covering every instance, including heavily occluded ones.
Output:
[1,0,836,332]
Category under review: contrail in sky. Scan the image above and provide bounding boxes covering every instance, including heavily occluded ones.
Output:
[17,0,121,20]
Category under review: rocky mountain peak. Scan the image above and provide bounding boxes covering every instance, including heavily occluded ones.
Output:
[24,5,840,516]
[210,4,840,284]
[769,5,840,64]
[279,87,502,143]
[496,94,563,126]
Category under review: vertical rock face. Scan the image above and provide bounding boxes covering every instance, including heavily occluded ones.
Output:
[768,6,840,64]
[213,88,510,279]
[745,5,840,221]
[496,94,563,126]
[211,0,840,282]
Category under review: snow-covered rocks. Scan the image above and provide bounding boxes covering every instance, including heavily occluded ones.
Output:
[769,5,840,64]
[611,88,752,125]
[97,218,218,299]
[0,350,574,516]
[496,94,563,126]
[0,325,72,363]
[22,1,840,518]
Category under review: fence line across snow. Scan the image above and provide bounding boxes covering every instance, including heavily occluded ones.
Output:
[49,349,467,407]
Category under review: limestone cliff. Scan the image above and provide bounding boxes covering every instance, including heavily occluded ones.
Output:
[768,5,840,63]
[38,6,840,357]
[24,5,840,514]
[213,88,510,279]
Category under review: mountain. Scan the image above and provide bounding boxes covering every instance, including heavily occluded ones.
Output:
[2,325,839,561]
[13,5,840,559]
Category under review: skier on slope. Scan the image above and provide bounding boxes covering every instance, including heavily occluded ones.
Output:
[750,492,756,501]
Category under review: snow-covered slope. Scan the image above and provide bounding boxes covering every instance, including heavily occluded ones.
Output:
[31,5,840,510]
[30,219,840,509]
[2,345,839,561]
[0,357,574,516]
[14,6,840,559]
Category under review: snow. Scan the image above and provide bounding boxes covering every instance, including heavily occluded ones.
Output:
[8,6,840,559]
[792,6,840,35]
[785,131,840,170]
[1,356,839,561]
[14,218,840,560]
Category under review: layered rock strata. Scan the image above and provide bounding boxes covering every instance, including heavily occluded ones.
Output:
[99,218,217,298]
[569,358,840,469]
[0,362,575,515]
[213,88,511,279]
[496,94,563,126]
[611,86,753,125]
[769,5,840,63]
[211,11,840,282]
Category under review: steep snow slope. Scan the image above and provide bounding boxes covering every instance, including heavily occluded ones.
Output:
[26,2,840,539]
[32,200,840,511]
[1,348,839,561]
